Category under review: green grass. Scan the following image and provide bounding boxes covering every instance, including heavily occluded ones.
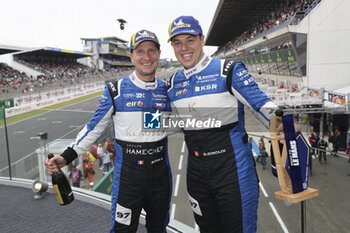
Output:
[0,91,102,127]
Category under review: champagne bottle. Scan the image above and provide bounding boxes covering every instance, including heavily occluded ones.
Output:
[48,153,74,205]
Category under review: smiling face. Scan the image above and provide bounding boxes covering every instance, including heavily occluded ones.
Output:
[171,34,205,69]
[129,41,161,82]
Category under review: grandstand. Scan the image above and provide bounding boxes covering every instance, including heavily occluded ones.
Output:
[207,0,350,145]
[12,47,93,78]
[0,43,131,102]
[80,36,133,70]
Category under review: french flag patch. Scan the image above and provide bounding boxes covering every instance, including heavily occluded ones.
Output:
[138,160,144,165]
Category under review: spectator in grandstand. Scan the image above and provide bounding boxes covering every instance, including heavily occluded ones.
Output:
[167,15,278,233]
[45,29,172,233]
[215,0,320,54]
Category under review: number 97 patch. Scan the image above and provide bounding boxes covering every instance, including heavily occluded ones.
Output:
[116,203,132,225]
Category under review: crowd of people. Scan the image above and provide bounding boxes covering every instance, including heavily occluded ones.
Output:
[309,130,344,163]
[249,128,348,177]
[0,60,132,99]
[215,0,321,56]
[69,137,115,190]
[0,62,31,93]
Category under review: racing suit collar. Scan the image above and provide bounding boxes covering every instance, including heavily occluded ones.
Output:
[183,55,212,79]
[129,71,158,90]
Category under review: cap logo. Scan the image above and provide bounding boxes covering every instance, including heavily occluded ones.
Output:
[140,30,149,35]
[174,19,184,26]
[171,23,191,33]
[135,32,156,41]
[130,29,159,52]
[168,16,203,42]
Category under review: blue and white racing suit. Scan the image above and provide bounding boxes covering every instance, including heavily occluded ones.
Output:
[61,72,172,233]
[167,56,277,233]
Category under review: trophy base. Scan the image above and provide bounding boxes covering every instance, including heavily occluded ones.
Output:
[275,188,319,204]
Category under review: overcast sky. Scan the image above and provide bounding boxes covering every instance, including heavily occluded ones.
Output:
[0,0,219,60]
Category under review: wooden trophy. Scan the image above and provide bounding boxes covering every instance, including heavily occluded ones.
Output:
[270,114,318,203]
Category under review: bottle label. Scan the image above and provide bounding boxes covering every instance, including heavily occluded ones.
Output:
[53,184,64,205]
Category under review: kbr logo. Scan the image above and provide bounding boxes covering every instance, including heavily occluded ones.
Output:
[143,110,161,129]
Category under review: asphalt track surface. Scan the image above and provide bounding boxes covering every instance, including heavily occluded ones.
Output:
[1,95,350,233]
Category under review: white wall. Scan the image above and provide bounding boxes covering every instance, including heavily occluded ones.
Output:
[0,54,12,65]
[307,0,350,91]
[11,57,43,79]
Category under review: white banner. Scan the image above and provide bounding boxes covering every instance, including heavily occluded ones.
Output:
[5,81,105,117]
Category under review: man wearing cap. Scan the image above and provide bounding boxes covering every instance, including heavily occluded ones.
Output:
[167,16,278,233]
[46,30,172,233]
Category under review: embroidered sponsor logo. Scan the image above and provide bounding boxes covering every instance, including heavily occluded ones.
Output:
[126,146,164,155]
[176,88,188,96]
[135,31,157,41]
[243,77,254,85]
[201,56,210,67]
[109,82,117,92]
[184,68,198,78]
[236,70,248,77]
[152,93,167,98]
[196,74,218,80]
[136,93,145,98]
[126,101,143,107]
[171,20,191,33]
[145,83,156,88]
[151,157,163,164]
[194,84,217,92]
[99,95,108,102]
[175,80,190,88]
[123,93,135,98]
[126,129,163,137]
[223,60,235,75]
[174,19,184,26]
[203,149,226,156]
[155,103,166,108]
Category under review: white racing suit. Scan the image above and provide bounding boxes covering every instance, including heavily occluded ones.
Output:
[61,72,172,233]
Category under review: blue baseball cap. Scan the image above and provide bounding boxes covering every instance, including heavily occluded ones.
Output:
[168,16,203,42]
[130,30,160,53]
